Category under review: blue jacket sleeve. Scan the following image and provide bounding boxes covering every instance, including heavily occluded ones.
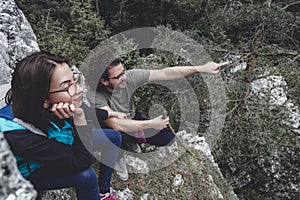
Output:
[81,104,108,122]
[95,108,109,121]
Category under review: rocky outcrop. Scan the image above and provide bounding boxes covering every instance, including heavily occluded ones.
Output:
[111,131,238,199]
[0,132,37,200]
[228,61,300,199]
[0,1,74,200]
[0,83,10,108]
[0,1,238,199]
[0,0,39,85]
[0,1,39,199]
[251,75,300,198]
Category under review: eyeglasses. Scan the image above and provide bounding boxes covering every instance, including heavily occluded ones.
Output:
[49,78,78,97]
[108,70,126,80]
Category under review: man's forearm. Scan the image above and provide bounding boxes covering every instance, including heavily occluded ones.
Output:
[104,118,153,132]
[149,66,198,82]
[148,61,227,82]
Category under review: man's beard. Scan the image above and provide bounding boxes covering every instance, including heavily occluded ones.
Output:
[107,83,115,90]
[107,81,126,91]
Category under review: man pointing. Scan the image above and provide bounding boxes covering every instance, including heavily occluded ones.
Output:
[90,51,228,181]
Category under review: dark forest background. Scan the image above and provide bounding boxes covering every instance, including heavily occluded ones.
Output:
[16,1,299,199]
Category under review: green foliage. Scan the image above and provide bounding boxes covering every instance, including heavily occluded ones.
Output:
[98,0,162,34]
[109,151,237,199]
[214,50,299,199]
[16,0,110,66]
[276,57,300,106]
[15,0,299,199]
[210,1,299,50]
[214,96,299,199]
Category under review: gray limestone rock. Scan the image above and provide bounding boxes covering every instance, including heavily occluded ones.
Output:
[0,0,39,85]
[0,1,74,199]
[0,83,10,108]
[0,1,40,199]
[38,189,74,200]
[0,132,38,200]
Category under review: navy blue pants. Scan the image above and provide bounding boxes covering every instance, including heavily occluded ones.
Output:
[92,128,121,193]
[31,167,100,200]
[28,128,121,200]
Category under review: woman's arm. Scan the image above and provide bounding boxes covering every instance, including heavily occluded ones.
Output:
[5,125,93,172]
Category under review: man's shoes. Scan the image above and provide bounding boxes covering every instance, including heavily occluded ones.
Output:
[128,143,142,153]
[114,157,128,181]
[100,189,119,200]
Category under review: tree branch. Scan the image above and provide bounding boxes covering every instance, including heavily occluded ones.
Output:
[207,48,298,58]
[95,0,100,17]
[259,52,299,57]
[282,1,300,10]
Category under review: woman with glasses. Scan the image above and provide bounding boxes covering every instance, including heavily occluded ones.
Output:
[0,51,121,200]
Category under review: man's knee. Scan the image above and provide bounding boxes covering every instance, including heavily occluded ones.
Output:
[103,129,122,146]
[158,133,175,146]
[147,129,175,146]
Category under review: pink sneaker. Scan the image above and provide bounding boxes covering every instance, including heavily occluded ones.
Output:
[100,190,119,200]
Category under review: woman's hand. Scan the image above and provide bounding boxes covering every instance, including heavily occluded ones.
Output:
[50,102,87,125]
[73,107,87,126]
[50,102,75,119]
[150,115,169,130]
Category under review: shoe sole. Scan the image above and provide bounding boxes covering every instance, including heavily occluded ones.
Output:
[114,170,128,181]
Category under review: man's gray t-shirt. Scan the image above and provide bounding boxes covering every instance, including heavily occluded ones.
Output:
[95,69,150,116]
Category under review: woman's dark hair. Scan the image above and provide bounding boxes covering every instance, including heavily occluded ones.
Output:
[6,51,68,131]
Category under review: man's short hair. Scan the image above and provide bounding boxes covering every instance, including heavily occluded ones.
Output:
[81,48,120,91]
[100,57,122,81]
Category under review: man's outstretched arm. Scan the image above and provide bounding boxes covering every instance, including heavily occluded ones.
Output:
[148,61,229,82]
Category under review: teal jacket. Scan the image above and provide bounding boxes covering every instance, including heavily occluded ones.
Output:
[0,104,92,178]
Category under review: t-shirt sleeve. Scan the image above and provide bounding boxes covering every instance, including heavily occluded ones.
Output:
[94,91,110,108]
[126,69,150,87]
[93,69,150,112]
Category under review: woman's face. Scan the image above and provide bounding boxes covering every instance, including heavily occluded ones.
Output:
[47,63,83,108]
